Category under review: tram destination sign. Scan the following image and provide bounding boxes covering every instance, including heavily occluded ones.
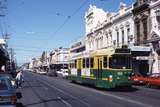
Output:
[115,48,130,53]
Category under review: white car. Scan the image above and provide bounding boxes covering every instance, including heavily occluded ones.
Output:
[56,70,63,77]
[37,71,47,75]
[62,70,68,78]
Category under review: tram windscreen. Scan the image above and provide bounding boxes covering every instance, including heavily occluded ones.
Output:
[109,55,131,69]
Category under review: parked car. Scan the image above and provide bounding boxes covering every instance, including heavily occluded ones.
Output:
[0,76,22,107]
[37,71,47,75]
[56,69,69,78]
[47,70,57,77]
[56,70,63,77]
[62,70,69,79]
[145,73,160,87]
[130,73,146,85]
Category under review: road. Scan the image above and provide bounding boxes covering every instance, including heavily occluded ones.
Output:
[16,71,160,107]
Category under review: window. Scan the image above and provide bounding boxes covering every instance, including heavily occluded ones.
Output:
[90,58,94,68]
[0,79,8,90]
[103,56,108,68]
[101,37,103,48]
[86,58,89,68]
[109,32,112,46]
[122,29,124,45]
[83,59,86,68]
[117,31,119,47]
[109,55,131,69]
[127,28,130,43]
[143,19,148,40]
[136,22,140,43]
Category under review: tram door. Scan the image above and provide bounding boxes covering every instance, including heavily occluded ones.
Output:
[77,59,81,77]
[97,57,102,79]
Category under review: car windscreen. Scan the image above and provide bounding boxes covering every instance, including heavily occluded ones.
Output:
[0,79,9,90]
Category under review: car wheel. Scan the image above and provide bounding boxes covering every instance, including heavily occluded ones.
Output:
[146,83,151,88]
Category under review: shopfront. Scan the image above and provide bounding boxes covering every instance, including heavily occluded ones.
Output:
[130,46,151,76]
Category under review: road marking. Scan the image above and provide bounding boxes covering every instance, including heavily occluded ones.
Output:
[37,78,91,107]
[57,97,72,107]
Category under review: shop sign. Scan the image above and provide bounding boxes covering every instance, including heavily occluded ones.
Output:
[136,56,149,60]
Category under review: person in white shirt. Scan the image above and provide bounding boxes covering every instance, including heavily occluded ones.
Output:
[16,70,24,88]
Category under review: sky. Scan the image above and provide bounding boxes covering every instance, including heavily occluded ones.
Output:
[0,0,135,65]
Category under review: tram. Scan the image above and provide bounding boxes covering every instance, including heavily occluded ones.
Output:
[68,47,132,89]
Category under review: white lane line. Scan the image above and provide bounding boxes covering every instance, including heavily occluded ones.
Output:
[57,97,72,107]
[37,78,91,107]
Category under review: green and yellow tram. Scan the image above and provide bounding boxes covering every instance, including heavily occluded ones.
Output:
[69,47,132,89]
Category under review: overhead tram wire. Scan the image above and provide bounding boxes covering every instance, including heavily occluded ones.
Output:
[45,0,89,50]
[0,0,7,38]
[10,45,45,50]
[14,48,43,53]
[0,20,4,38]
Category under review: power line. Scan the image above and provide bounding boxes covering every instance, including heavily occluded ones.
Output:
[45,0,89,49]
[14,48,43,52]
[9,45,45,50]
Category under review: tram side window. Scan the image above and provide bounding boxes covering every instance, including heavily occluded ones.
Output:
[71,63,74,68]
[75,60,77,68]
[83,59,85,68]
[86,58,89,68]
[90,58,94,68]
[103,56,108,68]
[109,58,112,68]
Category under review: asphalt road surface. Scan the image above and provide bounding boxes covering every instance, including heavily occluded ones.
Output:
[16,71,160,107]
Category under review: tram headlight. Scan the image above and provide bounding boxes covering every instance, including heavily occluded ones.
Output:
[109,75,113,82]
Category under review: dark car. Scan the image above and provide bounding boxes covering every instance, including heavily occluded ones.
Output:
[47,70,57,77]
[0,76,22,107]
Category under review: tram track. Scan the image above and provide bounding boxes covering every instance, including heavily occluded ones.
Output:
[35,76,91,107]
[33,73,150,107]
[24,71,160,107]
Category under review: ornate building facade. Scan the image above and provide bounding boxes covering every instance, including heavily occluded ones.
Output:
[85,3,135,52]
[148,0,160,73]
[132,0,150,45]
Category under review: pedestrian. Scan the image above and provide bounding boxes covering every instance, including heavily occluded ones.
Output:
[16,70,24,88]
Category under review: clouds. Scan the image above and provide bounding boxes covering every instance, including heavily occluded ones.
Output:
[26,31,35,34]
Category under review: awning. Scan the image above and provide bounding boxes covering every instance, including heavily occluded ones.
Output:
[129,46,151,52]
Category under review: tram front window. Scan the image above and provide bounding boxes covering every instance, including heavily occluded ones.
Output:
[109,55,131,69]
